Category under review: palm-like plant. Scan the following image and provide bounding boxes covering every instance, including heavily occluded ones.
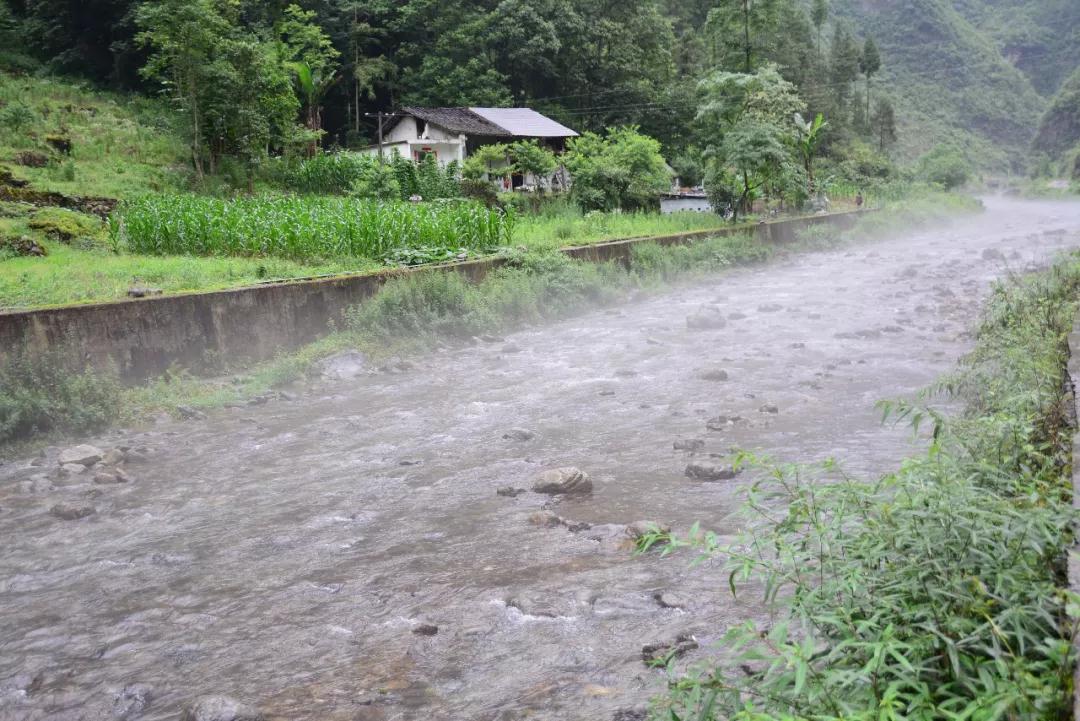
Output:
[794,112,827,196]
[288,60,340,152]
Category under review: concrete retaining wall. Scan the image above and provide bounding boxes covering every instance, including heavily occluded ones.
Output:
[1068,320,1080,719]
[0,211,864,382]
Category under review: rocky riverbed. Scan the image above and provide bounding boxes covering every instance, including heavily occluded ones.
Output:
[2,197,1080,721]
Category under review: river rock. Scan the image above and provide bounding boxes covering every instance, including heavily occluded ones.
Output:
[318,351,368,381]
[625,520,671,540]
[654,591,691,610]
[113,683,153,719]
[685,463,737,481]
[531,467,592,495]
[981,247,1005,261]
[180,696,262,721]
[686,308,727,330]
[758,404,779,414]
[698,368,729,382]
[176,405,207,421]
[497,486,527,497]
[613,709,648,721]
[411,623,439,636]
[528,510,566,528]
[506,593,579,619]
[60,463,88,476]
[94,470,128,485]
[502,428,535,441]
[641,633,698,665]
[57,444,103,467]
[705,415,741,431]
[101,448,126,466]
[673,438,704,452]
[50,502,96,520]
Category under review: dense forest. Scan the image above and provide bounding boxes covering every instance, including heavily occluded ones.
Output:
[0,0,1077,183]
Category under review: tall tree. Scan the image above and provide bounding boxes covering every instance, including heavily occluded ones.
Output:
[705,0,783,73]
[828,23,860,120]
[871,98,897,152]
[135,0,236,178]
[860,37,881,125]
[697,64,805,218]
[811,0,828,50]
[278,4,340,148]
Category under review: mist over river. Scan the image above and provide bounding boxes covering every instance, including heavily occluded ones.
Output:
[3,197,1080,721]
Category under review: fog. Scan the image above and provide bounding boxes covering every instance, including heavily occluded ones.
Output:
[3,197,1080,720]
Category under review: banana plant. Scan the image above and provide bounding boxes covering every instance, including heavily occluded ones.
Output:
[794,112,827,196]
[288,60,340,152]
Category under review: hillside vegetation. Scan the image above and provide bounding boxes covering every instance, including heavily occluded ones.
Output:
[834,0,1048,172]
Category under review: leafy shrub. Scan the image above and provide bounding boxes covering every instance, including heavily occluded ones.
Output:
[563,126,670,212]
[272,152,371,194]
[920,145,973,190]
[0,102,38,133]
[0,347,122,444]
[650,258,1080,720]
[349,160,400,201]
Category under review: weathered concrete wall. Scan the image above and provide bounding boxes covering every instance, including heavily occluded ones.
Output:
[0,210,866,382]
[1067,320,1080,720]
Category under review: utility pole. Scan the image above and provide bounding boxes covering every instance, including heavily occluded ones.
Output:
[363,111,399,163]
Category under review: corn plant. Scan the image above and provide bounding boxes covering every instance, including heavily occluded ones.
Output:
[111,194,514,263]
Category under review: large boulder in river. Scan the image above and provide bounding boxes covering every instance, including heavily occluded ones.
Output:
[685,463,737,481]
[50,503,96,520]
[180,696,262,721]
[531,467,593,495]
[686,307,727,330]
[57,444,103,467]
[317,351,368,381]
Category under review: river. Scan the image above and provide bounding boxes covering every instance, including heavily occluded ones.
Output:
[2,197,1080,721]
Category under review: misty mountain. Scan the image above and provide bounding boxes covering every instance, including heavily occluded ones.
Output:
[830,0,1065,172]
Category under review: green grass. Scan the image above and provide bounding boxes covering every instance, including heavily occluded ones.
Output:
[0,72,186,199]
[513,207,736,251]
[0,241,372,310]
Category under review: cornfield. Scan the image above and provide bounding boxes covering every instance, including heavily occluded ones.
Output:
[111,195,514,262]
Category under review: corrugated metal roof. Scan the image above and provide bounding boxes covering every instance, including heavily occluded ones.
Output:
[470,107,579,138]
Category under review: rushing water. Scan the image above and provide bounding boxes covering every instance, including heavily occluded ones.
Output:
[3,198,1080,721]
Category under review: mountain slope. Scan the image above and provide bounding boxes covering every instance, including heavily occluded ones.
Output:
[1033,68,1080,161]
[954,0,1080,97]
[834,0,1047,172]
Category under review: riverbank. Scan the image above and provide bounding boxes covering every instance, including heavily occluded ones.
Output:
[1,196,1075,721]
[653,234,1080,719]
[0,192,978,452]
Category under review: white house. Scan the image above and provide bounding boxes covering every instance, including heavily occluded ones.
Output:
[364,107,579,188]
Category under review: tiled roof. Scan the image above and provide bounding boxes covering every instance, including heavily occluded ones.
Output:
[401,107,510,137]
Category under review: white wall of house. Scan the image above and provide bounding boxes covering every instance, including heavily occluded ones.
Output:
[364,117,465,166]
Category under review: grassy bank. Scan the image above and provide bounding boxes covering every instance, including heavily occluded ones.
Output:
[0,243,374,310]
[0,192,979,451]
[0,73,185,199]
[648,255,1080,718]
[0,204,822,311]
